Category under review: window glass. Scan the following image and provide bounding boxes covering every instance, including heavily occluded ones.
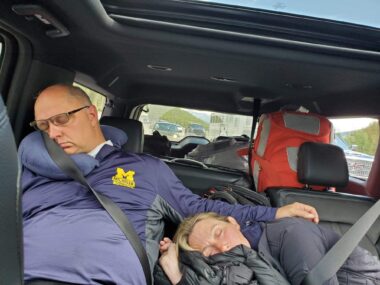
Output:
[188,0,380,29]
[141,107,379,179]
[73,82,106,118]
[139,104,253,142]
[331,118,379,180]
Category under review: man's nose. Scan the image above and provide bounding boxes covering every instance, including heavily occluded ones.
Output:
[47,123,62,140]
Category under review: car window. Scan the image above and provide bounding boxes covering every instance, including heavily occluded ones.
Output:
[191,0,380,29]
[331,118,379,180]
[73,82,106,118]
[141,107,379,179]
[139,104,253,142]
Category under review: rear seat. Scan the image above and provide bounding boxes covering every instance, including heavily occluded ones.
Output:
[165,159,251,196]
[268,142,380,257]
[100,117,251,195]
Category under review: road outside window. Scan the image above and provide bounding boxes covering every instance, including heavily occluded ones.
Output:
[331,118,379,180]
[139,104,253,142]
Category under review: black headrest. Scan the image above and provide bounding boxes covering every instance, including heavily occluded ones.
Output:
[0,97,23,284]
[100,117,144,153]
[297,142,348,187]
[144,131,171,156]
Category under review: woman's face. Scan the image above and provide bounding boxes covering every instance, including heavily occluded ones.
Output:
[188,217,250,257]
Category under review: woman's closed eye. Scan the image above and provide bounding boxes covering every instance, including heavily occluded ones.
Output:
[214,227,223,238]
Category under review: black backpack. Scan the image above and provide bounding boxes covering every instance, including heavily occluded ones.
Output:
[205,184,271,207]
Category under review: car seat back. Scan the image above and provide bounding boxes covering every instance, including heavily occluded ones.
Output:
[268,142,379,258]
[0,96,23,284]
[268,189,380,257]
[100,116,144,153]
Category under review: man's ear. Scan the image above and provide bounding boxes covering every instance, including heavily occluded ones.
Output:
[87,105,99,124]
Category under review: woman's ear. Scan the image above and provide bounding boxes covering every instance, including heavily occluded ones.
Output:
[227,216,241,230]
[226,216,238,225]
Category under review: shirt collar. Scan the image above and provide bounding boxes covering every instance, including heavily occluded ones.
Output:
[87,140,113,157]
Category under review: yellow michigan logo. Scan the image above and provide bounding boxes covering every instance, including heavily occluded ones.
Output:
[112,167,136,189]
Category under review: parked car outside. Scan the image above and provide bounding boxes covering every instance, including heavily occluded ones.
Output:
[153,121,184,140]
[175,124,184,136]
[334,135,374,179]
[185,123,206,137]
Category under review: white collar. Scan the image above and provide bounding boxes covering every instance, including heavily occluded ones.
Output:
[87,140,113,157]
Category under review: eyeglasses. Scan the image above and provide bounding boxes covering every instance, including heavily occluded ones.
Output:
[30,106,90,131]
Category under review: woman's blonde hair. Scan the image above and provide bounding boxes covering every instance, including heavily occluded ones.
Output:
[174,212,229,252]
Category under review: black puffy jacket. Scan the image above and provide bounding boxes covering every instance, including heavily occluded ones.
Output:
[176,245,290,285]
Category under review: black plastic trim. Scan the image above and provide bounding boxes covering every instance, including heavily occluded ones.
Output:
[12,4,70,38]
[102,0,380,52]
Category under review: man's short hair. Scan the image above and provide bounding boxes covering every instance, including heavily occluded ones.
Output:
[36,84,92,105]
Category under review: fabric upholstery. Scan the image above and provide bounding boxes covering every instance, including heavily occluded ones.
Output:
[0,97,23,284]
[268,189,380,258]
[100,117,144,153]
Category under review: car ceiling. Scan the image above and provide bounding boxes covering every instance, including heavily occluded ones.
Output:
[1,0,380,117]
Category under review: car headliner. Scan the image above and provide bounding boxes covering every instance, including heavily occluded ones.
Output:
[1,0,380,118]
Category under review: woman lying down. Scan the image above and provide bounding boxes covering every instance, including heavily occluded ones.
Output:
[159,213,380,285]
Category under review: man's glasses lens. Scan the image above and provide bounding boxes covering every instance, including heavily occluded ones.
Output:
[35,121,49,131]
[52,113,70,125]
[30,106,89,131]
[32,114,70,131]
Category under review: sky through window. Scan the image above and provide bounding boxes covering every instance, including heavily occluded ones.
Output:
[192,0,380,29]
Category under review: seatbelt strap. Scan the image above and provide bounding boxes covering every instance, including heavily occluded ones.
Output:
[248,99,261,189]
[42,133,152,285]
[302,197,380,285]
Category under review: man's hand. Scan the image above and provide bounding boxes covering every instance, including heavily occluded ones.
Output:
[275,202,319,223]
[159,237,182,285]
